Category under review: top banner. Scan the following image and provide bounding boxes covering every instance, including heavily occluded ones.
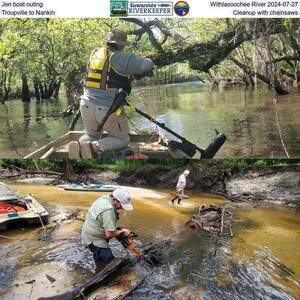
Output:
[0,0,299,18]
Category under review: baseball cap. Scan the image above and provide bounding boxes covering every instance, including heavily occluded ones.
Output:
[112,188,133,211]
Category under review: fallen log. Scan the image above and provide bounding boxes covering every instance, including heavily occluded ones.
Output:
[215,191,242,202]
[185,204,232,234]
[0,170,63,179]
[38,204,232,300]
[39,258,128,300]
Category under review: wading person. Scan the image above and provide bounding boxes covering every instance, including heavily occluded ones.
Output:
[69,29,154,158]
[171,169,190,205]
[82,188,133,266]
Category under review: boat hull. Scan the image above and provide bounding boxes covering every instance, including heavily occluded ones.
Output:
[0,194,49,231]
[58,184,120,192]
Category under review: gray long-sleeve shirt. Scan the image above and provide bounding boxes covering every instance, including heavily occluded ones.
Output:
[82,50,154,107]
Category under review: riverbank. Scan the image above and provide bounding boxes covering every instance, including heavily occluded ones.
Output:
[1,160,299,207]
[116,164,300,206]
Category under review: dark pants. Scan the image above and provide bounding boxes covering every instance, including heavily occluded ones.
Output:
[88,243,115,264]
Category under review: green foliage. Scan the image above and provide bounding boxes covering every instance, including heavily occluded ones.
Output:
[0,159,298,174]
[74,159,186,172]
[1,18,300,99]
[35,159,63,171]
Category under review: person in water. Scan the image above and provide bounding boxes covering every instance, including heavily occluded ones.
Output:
[171,169,190,205]
[82,188,133,265]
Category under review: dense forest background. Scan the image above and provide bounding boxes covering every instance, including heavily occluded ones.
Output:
[0,18,300,104]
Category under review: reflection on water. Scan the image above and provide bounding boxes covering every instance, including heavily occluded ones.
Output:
[0,83,299,158]
[0,99,72,157]
[0,183,299,299]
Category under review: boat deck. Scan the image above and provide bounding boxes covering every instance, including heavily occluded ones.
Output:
[24,131,171,159]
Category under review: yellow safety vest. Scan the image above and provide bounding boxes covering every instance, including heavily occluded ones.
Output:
[85,47,131,94]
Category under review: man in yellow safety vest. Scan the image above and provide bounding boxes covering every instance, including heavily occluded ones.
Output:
[69,29,154,158]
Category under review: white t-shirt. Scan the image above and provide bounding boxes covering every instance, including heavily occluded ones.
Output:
[176,174,186,190]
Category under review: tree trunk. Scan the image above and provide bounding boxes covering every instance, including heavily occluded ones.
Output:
[230,57,289,95]
[53,80,61,99]
[21,74,31,102]
[38,83,44,99]
[34,79,41,101]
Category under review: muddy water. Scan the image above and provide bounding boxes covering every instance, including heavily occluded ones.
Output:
[0,183,300,299]
[1,83,300,158]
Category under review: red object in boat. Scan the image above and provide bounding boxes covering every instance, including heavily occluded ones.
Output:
[0,203,26,214]
[0,207,8,214]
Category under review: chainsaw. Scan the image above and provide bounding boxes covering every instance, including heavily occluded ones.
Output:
[117,231,153,265]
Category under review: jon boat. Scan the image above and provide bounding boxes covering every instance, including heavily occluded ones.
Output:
[0,182,49,231]
[57,183,120,192]
[24,131,170,159]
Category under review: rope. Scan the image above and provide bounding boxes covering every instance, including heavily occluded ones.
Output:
[126,104,162,153]
[37,212,46,232]
[126,114,141,135]
[126,114,141,154]
[273,98,290,158]
[136,102,162,144]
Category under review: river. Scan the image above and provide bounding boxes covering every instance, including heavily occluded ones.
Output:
[0,183,299,299]
[0,83,299,158]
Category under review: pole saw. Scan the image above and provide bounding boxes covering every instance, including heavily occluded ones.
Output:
[97,88,226,158]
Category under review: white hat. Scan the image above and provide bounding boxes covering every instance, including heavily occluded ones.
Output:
[112,188,133,211]
[183,170,190,176]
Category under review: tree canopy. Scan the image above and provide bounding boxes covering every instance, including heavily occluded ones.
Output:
[1,18,300,103]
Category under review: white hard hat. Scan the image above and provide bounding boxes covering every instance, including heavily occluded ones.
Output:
[112,188,133,211]
[183,170,190,176]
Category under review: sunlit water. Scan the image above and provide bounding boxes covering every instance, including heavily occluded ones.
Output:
[0,183,299,299]
[0,83,299,158]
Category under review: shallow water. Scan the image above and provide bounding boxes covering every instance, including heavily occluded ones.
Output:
[0,183,299,299]
[0,83,299,158]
